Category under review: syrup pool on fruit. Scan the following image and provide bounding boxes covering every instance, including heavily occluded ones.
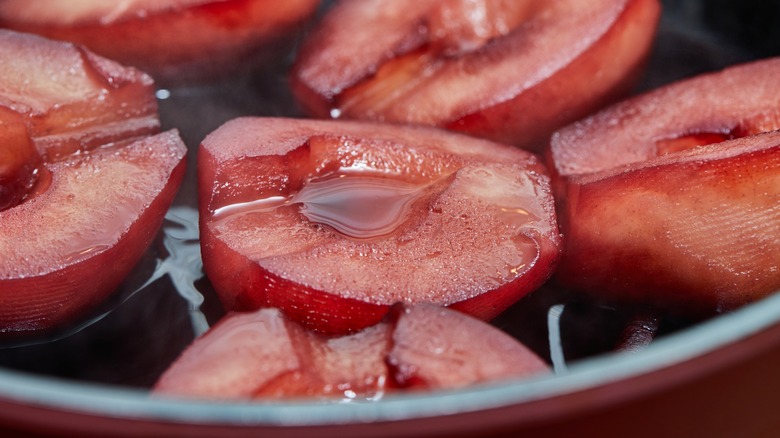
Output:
[294,173,433,240]
[214,171,437,240]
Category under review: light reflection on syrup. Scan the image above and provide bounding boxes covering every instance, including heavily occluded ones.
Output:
[142,206,209,337]
[294,174,429,240]
[547,304,568,375]
[214,172,433,240]
[212,196,288,220]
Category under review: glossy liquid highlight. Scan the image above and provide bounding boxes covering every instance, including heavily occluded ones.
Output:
[213,172,433,240]
[293,174,428,240]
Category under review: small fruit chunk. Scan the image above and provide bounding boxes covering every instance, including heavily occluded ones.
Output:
[199,118,561,334]
[153,304,549,400]
[0,0,320,84]
[290,0,660,151]
[548,58,780,312]
[0,30,187,336]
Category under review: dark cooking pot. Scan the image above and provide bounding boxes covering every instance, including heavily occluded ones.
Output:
[2,292,780,438]
[0,1,778,436]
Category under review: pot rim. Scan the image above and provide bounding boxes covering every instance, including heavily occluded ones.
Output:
[1,288,778,430]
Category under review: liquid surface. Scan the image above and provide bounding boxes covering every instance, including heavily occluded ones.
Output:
[213,172,432,241]
[293,174,429,240]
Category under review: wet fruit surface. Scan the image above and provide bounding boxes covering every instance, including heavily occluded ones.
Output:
[0,29,160,159]
[199,118,561,333]
[153,304,549,400]
[0,30,187,336]
[291,0,661,151]
[548,58,780,312]
[0,0,320,84]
